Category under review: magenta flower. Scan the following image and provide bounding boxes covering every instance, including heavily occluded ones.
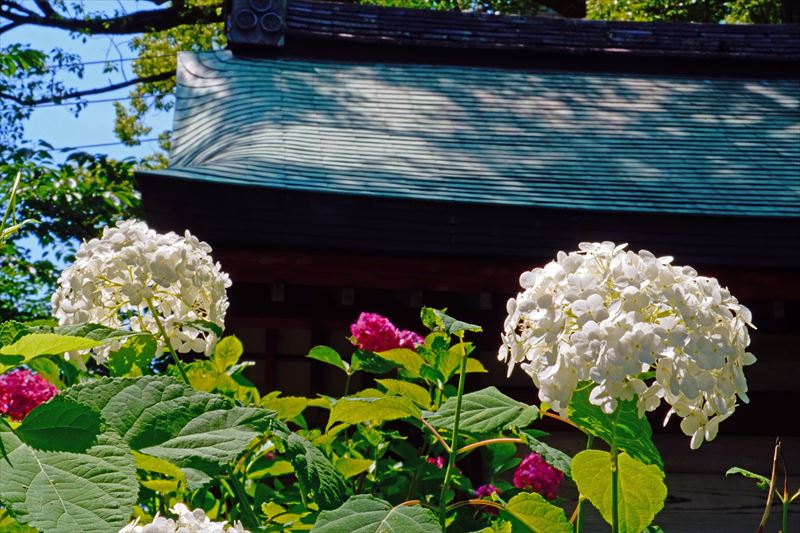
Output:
[513,453,564,500]
[350,312,423,352]
[474,484,501,515]
[474,484,500,498]
[426,456,445,469]
[0,369,58,421]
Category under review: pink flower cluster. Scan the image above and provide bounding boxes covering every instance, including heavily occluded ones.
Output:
[426,456,445,469]
[474,484,500,498]
[513,453,564,500]
[350,312,424,352]
[0,369,58,421]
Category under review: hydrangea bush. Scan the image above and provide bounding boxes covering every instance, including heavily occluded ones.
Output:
[0,219,775,533]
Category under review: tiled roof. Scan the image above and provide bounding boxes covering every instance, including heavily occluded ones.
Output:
[283,0,800,61]
[140,51,800,218]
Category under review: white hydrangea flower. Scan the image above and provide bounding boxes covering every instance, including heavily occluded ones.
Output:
[118,504,250,533]
[499,241,755,449]
[52,220,231,363]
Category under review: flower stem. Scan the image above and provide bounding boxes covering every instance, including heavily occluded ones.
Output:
[438,332,469,530]
[783,498,790,533]
[228,467,260,529]
[456,437,523,456]
[146,297,190,385]
[575,435,595,532]
[611,445,619,533]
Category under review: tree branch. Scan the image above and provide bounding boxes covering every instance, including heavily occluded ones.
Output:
[0,1,221,35]
[0,70,175,106]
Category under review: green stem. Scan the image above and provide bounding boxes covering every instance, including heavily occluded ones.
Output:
[228,468,260,530]
[783,498,789,533]
[344,371,352,396]
[575,435,595,533]
[146,297,190,385]
[438,332,469,530]
[297,477,309,510]
[611,445,619,533]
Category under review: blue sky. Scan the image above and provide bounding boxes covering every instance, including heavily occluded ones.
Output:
[6,0,174,160]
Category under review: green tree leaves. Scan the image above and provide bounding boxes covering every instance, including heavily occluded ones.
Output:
[285,433,348,511]
[311,495,440,532]
[328,396,421,429]
[572,450,667,533]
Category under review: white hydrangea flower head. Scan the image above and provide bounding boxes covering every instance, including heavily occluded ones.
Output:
[499,241,756,449]
[52,220,231,363]
[118,504,250,533]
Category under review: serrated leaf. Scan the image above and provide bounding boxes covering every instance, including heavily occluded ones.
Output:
[568,383,663,468]
[15,396,101,453]
[64,376,274,474]
[181,467,213,490]
[335,458,374,479]
[285,433,347,510]
[351,350,397,374]
[518,434,572,478]
[213,336,243,371]
[262,395,311,420]
[572,450,667,533]
[375,379,432,409]
[375,348,425,376]
[308,346,348,372]
[311,494,440,533]
[0,428,138,533]
[500,492,573,533]
[465,358,488,373]
[107,335,156,377]
[425,387,538,434]
[421,308,482,335]
[27,323,146,342]
[328,396,421,429]
[0,321,28,348]
[249,459,294,478]
[0,333,102,361]
[134,451,186,481]
[25,357,63,388]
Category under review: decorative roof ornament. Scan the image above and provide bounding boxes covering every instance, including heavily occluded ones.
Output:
[225,0,287,50]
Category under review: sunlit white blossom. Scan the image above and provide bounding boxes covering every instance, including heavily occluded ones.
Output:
[118,503,250,533]
[52,220,231,363]
[499,241,755,448]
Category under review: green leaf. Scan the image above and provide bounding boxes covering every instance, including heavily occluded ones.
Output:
[15,396,101,453]
[0,333,102,362]
[568,382,663,469]
[725,467,770,489]
[421,307,482,335]
[133,451,186,481]
[500,492,573,533]
[308,345,348,372]
[213,335,243,371]
[425,387,538,434]
[572,450,667,533]
[285,433,347,510]
[328,396,421,429]
[351,350,397,374]
[262,395,311,421]
[106,335,156,377]
[25,357,64,388]
[312,494,440,532]
[0,427,138,533]
[375,379,432,409]
[63,376,275,474]
[27,323,146,342]
[463,358,488,374]
[0,321,28,348]
[518,434,572,479]
[181,319,223,338]
[335,457,374,479]
[375,348,425,377]
[181,467,213,490]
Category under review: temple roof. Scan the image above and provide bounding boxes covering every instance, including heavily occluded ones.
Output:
[140,50,800,218]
